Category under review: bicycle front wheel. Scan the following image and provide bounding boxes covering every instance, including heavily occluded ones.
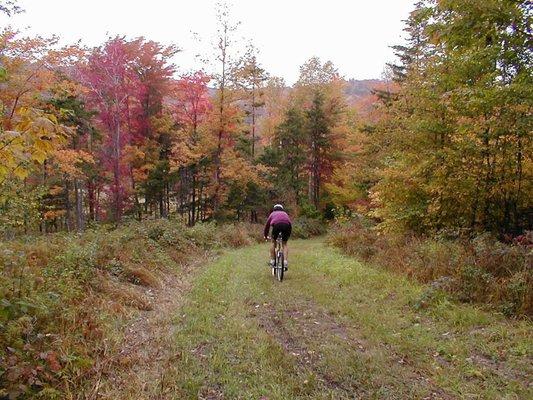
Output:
[276,252,284,281]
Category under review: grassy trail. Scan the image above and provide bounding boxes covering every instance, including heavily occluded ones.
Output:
[108,239,531,399]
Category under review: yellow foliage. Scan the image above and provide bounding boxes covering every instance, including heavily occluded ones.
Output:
[0,107,69,183]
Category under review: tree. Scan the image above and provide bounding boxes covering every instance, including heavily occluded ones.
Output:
[171,72,212,225]
[235,45,268,158]
[259,76,288,145]
[0,0,22,16]
[46,82,96,232]
[294,57,346,212]
[210,2,243,217]
[79,37,137,222]
[127,38,178,219]
[0,30,71,234]
[79,37,177,222]
[370,0,532,235]
[262,107,307,207]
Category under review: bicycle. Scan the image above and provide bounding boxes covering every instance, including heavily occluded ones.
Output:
[271,232,286,282]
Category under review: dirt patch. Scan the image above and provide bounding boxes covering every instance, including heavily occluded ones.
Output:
[255,299,456,399]
[255,299,368,395]
[198,384,224,400]
[465,328,532,388]
[84,254,212,400]
[468,353,532,385]
[256,301,367,352]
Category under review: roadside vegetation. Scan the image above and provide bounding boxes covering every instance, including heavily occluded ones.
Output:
[328,219,532,318]
[0,220,255,398]
[0,218,325,398]
[154,240,531,399]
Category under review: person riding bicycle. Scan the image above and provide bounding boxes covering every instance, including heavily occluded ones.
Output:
[264,204,292,269]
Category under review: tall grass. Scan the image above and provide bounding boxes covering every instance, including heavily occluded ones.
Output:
[327,219,532,317]
[0,218,324,398]
[0,220,263,399]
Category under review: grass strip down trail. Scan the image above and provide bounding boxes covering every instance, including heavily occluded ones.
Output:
[100,239,532,399]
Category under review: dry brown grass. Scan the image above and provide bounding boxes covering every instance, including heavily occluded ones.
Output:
[327,221,532,317]
[0,219,265,399]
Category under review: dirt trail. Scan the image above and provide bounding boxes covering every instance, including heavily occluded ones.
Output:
[255,299,452,399]
[89,257,208,400]
[78,240,531,400]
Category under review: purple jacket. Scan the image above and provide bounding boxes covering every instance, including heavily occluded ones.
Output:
[264,211,292,237]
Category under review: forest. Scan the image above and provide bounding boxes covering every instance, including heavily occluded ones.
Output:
[0,1,531,235]
[0,0,532,399]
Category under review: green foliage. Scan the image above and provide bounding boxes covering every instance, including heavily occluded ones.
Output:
[328,221,532,316]
[261,107,307,207]
[0,181,46,237]
[0,220,264,398]
[0,66,7,81]
[291,217,326,239]
[261,60,346,215]
[369,0,533,235]
[298,201,321,219]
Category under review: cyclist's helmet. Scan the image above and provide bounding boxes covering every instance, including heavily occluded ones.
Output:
[273,204,284,211]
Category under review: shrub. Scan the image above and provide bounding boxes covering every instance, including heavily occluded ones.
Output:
[291,217,327,239]
[328,221,532,317]
[0,219,267,399]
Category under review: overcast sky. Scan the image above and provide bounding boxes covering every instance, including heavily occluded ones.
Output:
[1,0,416,84]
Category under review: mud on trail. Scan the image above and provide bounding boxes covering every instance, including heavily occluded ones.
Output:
[82,240,532,399]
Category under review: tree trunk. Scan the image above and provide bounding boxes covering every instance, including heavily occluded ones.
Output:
[64,178,72,232]
[113,118,122,223]
[74,178,84,232]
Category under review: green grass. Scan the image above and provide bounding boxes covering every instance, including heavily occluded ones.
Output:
[162,239,531,399]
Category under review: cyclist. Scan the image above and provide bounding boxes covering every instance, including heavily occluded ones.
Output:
[263,204,292,269]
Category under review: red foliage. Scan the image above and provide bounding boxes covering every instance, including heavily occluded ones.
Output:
[78,37,177,220]
[173,72,212,131]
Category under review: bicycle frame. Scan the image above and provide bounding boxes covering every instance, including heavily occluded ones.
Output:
[273,233,284,281]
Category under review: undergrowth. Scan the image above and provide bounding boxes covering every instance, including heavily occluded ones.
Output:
[0,220,268,399]
[327,218,532,317]
[0,217,323,398]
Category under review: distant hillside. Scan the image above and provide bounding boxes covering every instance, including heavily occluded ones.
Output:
[207,78,389,121]
[344,78,398,120]
[344,78,384,101]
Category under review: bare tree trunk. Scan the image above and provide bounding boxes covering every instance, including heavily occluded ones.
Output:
[74,178,84,232]
[64,178,72,232]
[131,169,142,221]
[113,118,122,223]
[213,10,231,217]
[251,86,256,158]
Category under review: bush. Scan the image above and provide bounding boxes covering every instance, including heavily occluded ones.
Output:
[327,221,532,317]
[291,217,327,239]
[0,219,264,399]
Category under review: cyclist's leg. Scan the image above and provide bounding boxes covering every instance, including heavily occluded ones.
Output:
[282,223,291,266]
[270,224,279,265]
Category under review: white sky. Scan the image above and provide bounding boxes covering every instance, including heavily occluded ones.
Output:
[1,0,416,84]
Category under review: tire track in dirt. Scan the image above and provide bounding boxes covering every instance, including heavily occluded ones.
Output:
[253,299,454,399]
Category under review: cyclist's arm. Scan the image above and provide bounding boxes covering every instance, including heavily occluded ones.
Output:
[263,215,272,238]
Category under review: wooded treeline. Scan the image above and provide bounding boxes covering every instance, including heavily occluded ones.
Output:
[0,0,531,238]
[328,0,532,236]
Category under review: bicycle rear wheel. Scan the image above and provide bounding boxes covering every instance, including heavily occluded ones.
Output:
[276,251,284,281]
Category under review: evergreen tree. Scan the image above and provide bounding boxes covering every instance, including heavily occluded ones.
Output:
[264,107,307,207]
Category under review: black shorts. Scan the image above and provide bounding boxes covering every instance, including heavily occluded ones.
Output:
[272,222,292,243]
